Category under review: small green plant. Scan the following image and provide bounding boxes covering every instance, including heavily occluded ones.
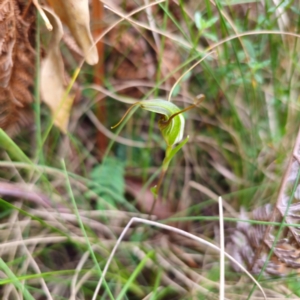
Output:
[112,95,205,196]
[89,157,125,209]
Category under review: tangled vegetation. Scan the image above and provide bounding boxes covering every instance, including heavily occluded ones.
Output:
[1,1,300,299]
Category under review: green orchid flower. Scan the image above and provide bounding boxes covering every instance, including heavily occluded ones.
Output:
[112,95,205,196]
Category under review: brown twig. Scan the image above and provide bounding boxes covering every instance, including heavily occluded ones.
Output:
[92,0,107,156]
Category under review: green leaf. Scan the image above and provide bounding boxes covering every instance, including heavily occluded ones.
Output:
[162,136,189,171]
[182,71,192,82]
[205,17,218,28]
[89,157,125,208]
[203,32,218,42]
[195,13,218,31]
[150,185,158,197]
[194,11,202,30]
[170,84,180,97]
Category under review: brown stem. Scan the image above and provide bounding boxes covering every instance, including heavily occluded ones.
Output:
[111,102,140,129]
[22,0,33,18]
[160,94,205,127]
[148,170,166,218]
[92,0,107,156]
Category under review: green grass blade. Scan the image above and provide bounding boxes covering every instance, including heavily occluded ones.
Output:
[61,159,115,300]
[0,257,35,300]
[116,250,154,300]
[0,129,31,163]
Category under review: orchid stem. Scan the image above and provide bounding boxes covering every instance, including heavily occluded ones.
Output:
[149,145,173,217]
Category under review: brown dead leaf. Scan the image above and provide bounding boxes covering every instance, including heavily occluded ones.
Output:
[47,0,98,65]
[0,0,35,134]
[125,177,174,220]
[40,8,74,134]
[108,27,155,80]
[160,39,181,85]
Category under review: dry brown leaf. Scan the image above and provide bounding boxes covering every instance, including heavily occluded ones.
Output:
[47,0,98,65]
[125,177,174,220]
[108,27,155,80]
[160,39,181,85]
[0,0,35,133]
[40,8,74,134]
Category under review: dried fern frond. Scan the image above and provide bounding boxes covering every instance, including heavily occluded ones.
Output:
[0,0,16,88]
[0,0,35,133]
[227,201,300,276]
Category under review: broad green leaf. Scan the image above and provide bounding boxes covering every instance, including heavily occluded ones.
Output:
[89,157,125,209]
